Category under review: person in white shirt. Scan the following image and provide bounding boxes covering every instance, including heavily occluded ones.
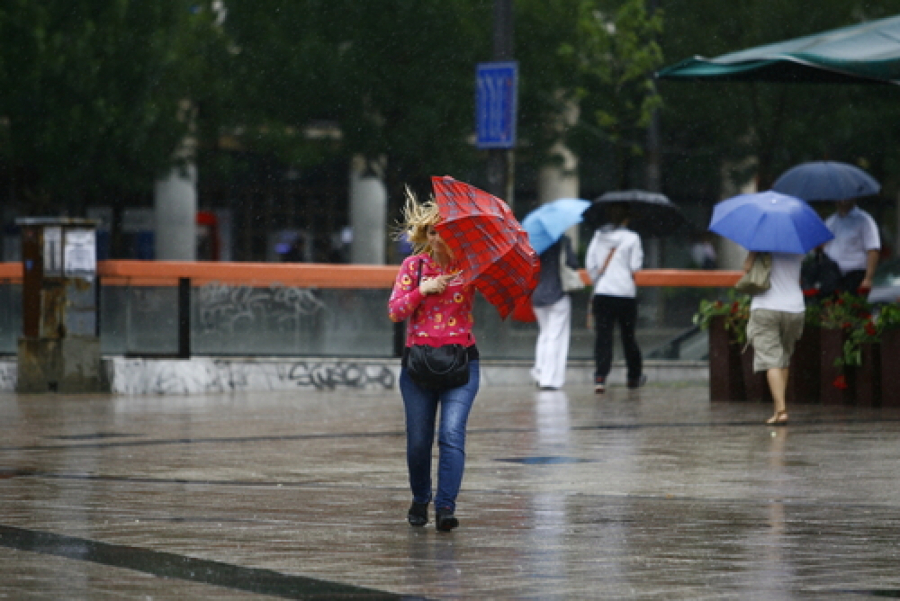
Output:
[744,251,805,425]
[823,199,880,294]
[585,204,645,393]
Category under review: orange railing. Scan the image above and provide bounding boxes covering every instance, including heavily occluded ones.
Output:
[0,261,744,288]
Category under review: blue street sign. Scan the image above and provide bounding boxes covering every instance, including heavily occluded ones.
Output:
[476,62,518,149]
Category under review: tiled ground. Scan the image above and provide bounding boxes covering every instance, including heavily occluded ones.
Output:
[2,382,899,599]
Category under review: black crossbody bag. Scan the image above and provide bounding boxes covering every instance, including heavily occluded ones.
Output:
[406,259,470,390]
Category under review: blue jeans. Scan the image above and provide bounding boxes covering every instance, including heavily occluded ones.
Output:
[399,359,480,512]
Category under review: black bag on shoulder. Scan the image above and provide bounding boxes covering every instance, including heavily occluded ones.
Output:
[406,259,470,390]
[407,344,470,390]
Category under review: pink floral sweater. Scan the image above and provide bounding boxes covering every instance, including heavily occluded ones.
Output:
[387,253,477,348]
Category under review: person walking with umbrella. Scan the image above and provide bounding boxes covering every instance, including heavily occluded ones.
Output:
[822,198,881,295]
[388,176,538,532]
[585,203,646,393]
[741,249,805,425]
[530,234,580,390]
[522,198,590,391]
[710,191,834,424]
[388,188,480,532]
[772,161,882,296]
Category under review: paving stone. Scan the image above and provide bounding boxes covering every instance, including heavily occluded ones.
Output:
[1,383,900,599]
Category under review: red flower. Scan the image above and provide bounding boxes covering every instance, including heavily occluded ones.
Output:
[865,322,877,336]
[833,375,848,390]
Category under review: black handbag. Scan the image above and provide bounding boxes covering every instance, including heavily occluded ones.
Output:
[407,344,470,389]
[406,259,470,389]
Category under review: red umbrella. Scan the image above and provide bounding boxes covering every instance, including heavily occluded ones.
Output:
[431,175,540,319]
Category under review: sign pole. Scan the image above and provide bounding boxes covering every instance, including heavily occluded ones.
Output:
[484,0,514,209]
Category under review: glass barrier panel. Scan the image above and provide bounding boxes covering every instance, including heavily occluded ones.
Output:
[124,286,179,356]
[191,285,394,357]
[93,278,734,360]
[0,283,22,355]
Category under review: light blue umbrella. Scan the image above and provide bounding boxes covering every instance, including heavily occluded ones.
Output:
[709,191,834,254]
[772,161,880,201]
[522,198,591,255]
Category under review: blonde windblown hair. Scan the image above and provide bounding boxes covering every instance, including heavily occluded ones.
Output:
[394,186,441,256]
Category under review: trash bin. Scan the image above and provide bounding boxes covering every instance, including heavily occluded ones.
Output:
[16,218,102,393]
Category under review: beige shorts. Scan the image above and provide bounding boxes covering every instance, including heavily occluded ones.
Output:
[746,309,805,372]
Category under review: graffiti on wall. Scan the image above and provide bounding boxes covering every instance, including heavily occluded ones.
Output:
[196,283,326,336]
[286,361,394,390]
[106,358,396,395]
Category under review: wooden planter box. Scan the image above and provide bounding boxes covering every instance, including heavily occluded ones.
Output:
[786,324,820,404]
[708,315,746,402]
[854,341,881,407]
[880,328,900,407]
[740,347,772,403]
[819,328,854,405]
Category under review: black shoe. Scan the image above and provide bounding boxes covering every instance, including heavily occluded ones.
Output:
[407,501,428,527]
[627,374,647,389]
[435,508,459,532]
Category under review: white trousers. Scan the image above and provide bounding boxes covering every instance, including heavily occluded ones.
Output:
[531,295,572,389]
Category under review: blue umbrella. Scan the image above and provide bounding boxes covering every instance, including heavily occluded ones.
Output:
[772,161,880,201]
[522,198,591,255]
[709,191,834,254]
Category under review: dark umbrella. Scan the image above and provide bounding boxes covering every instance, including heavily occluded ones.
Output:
[431,176,540,319]
[582,190,694,238]
[772,161,881,201]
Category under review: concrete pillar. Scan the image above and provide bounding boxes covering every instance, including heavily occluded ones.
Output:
[154,164,197,261]
[349,156,387,265]
[538,141,579,205]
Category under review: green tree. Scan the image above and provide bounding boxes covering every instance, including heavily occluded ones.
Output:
[559,0,664,189]
[219,0,492,199]
[657,0,900,208]
[0,1,221,210]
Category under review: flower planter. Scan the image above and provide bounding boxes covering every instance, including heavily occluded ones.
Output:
[880,328,900,407]
[740,346,772,403]
[786,325,820,404]
[819,328,854,405]
[853,341,881,407]
[708,315,746,402]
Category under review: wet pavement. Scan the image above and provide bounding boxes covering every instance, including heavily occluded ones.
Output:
[2,380,900,600]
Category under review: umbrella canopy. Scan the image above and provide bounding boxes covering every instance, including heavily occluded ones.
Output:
[582,190,694,238]
[522,197,591,255]
[656,14,900,85]
[431,176,539,319]
[772,161,881,201]
[709,191,834,254]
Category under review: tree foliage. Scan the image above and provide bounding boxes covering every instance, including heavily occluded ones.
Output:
[0,0,224,215]
[5,0,900,256]
[657,0,900,205]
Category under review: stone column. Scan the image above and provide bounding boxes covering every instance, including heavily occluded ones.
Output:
[154,164,197,261]
[349,155,387,265]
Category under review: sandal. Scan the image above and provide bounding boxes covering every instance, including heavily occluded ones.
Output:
[766,411,788,425]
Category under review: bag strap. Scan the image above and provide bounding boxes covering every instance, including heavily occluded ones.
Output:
[598,246,617,278]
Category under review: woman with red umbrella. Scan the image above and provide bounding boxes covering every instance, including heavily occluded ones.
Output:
[387,188,481,532]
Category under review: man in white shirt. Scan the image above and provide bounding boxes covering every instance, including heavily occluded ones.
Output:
[823,199,880,294]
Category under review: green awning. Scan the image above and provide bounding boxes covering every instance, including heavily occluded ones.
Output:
[656,14,900,85]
